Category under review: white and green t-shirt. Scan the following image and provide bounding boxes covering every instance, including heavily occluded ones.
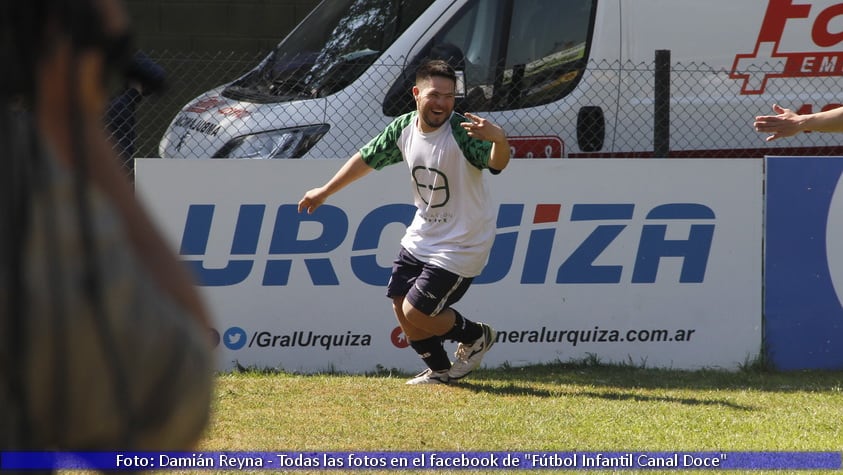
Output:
[360,111,498,278]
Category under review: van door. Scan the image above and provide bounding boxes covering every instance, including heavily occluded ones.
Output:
[384,0,614,158]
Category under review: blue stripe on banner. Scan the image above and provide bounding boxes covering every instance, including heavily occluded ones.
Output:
[1,451,840,471]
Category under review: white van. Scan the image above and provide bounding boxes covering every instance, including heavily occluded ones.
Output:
[159,0,843,160]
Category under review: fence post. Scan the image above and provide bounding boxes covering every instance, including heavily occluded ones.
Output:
[654,49,670,158]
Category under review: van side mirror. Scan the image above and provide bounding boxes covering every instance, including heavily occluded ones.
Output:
[577,106,605,152]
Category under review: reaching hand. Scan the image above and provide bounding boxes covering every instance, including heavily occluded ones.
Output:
[298,187,326,214]
[753,104,804,141]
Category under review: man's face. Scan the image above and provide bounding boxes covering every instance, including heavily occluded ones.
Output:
[413,75,456,132]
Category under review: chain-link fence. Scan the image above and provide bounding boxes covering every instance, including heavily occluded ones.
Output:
[110,50,843,168]
[107,51,264,168]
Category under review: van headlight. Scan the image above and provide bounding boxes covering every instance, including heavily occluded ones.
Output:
[213,124,330,159]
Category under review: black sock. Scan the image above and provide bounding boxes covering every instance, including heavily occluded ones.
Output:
[409,336,450,372]
[442,309,483,344]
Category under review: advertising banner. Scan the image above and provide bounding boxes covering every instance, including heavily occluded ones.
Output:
[765,157,843,370]
[135,159,762,372]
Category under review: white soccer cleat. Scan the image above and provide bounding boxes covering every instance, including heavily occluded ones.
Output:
[448,323,495,380]
[406,368,450,385]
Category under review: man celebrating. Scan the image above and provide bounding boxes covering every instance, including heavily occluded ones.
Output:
[298,59,510,384]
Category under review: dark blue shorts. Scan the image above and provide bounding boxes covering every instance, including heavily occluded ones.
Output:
[386,248,473,316]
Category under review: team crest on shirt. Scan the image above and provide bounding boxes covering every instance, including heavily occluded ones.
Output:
[412,166,450,208]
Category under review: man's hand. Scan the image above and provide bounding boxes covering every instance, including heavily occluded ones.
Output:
[460,112,507,144]
[753,104,805,141]
[461,112,510,171]
[298,187,327,214]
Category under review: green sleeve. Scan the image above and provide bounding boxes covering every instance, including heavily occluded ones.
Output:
[359,112,416,170]
[450,113,493,170]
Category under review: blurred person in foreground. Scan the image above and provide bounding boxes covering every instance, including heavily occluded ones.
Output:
[754,103,843,141]
[0,0,214,456]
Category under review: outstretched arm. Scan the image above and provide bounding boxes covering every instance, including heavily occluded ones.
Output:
[754,104,843,141]
[298,152,373,214]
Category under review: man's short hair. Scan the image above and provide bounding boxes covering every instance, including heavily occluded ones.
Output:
[415,59,456,85]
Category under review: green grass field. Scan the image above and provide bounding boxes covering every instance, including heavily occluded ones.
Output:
[188,360,843,475]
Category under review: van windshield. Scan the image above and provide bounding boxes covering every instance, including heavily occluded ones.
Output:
[223,0,435,103]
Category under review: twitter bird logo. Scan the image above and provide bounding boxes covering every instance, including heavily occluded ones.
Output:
[223,327,248,350]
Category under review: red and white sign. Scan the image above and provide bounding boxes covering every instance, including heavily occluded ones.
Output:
[731,0,843,94]
[508,136,564,159]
